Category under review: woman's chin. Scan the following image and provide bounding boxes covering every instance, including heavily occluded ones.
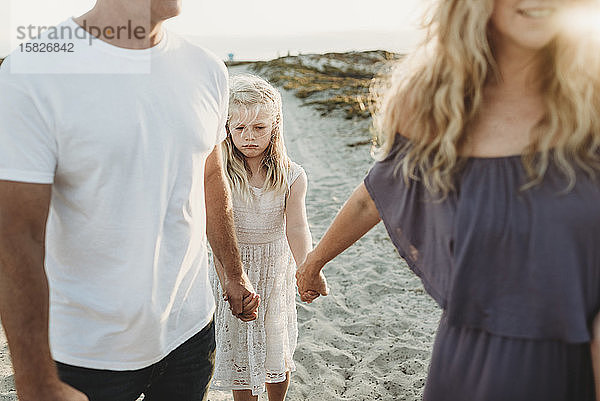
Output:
[151,1,182,20]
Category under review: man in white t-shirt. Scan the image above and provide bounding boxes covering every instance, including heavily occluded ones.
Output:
[0,1,259,401]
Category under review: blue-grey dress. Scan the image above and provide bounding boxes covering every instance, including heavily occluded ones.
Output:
[364,134,600,400]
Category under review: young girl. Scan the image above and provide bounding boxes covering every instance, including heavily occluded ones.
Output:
[210,74,313,401]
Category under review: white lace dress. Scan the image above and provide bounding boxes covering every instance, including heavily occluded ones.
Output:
[210,162,304,396]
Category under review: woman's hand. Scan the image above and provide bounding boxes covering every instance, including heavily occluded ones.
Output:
[294,182,380,304]
[296,255,329,303]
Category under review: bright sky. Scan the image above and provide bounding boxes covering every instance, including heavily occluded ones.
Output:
[1,0,427,59]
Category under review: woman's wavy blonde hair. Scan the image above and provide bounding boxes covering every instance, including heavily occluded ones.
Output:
[222,74,290,203]
[374,0,600,196]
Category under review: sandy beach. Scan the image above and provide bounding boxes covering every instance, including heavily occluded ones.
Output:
[0,61,441,401]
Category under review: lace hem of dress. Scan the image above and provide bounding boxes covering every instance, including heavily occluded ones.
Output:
[211,366,296,396]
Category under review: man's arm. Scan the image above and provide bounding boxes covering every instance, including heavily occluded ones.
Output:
[0,180,87,401]
[212,255,259,322]
[204,147,259,320]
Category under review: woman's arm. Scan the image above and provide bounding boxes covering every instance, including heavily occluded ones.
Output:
[285,170,313,267]
[296,182,381,303]
[591,311,600,400]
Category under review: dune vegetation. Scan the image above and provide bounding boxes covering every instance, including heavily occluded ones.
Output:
[243,51,402,120]
[0,52,400,122]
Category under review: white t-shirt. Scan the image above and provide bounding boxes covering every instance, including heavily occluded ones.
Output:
[0,18,227,370]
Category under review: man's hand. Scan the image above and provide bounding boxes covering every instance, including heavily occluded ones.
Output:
[296,256,329,304]
[20,380,88,401]
[237,292,261,322]
[222,272,260,321]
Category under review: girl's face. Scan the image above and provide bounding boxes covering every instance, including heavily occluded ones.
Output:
[228,106,275,160]
[490,0,565,51]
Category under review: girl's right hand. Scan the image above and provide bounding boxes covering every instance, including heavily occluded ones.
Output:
[237,293,260,322]
[223,273,260,320]
[224,287,260,322]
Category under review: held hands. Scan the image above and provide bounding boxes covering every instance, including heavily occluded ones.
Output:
[296,257,329,303]
[223,272,260,322]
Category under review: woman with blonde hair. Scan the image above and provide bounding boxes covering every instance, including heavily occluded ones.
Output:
[296,0,600,399]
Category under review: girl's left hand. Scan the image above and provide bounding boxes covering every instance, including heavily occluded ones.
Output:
[296,257,329,303]
[301,290,321,303]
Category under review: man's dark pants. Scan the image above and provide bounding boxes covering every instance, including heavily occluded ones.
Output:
[56,320,215,401]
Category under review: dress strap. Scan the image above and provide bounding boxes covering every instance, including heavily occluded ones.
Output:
[284,161,305,210]
[287,161,304,189]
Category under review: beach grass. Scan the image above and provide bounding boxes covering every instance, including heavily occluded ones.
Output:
[246,51,401,120]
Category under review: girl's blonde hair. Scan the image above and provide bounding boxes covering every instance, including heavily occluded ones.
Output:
[374,0,600,196]
[222,74,290,203]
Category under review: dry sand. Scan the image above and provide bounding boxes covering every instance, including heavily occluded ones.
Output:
[0,327,15,401]
[0,68,441,401]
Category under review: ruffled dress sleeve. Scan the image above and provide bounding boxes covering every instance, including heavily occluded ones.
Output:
[287,161,305,190]
[364,135,454,308]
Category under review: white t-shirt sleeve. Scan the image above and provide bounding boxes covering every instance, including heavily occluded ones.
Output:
[215,62,229,147]
[0,64,57,184]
